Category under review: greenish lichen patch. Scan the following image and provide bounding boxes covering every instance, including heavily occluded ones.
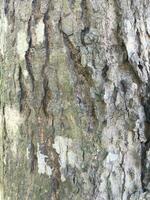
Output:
[61,106,82,139]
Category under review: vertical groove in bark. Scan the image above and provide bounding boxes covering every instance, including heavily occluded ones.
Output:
[62,31,98,133]
[25,16,35,92]
[18,65,24,112]
[2,104,7,200]
[80,0,90,46]
[41,3,51,118]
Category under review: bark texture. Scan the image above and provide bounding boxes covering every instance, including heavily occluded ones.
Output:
[1,0,150,199]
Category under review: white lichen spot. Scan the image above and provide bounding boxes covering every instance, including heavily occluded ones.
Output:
[67,151,76,167]
[53,136,77,168]
[23,69,28,78]
[4,106,24,155]
[37,143,52,177]
[106,152,118,163]
[17,30,28,60]
[104,151,119,171]
[53,136,69,169]
[26,147,30,160]
[53,136,77,181]
[104,83,114,104]
[5,106,23,134]
[35,19,45,44]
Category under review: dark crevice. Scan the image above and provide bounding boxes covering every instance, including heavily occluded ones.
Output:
[18,65,25,112]
[28,141,37,173]
[81,0,90,28]
[89,172,96,195]
[18,65,31,118]
[32,0,42,22]
[43,7,50,64]
[120,153,125,200]
[87,101,97,133]
[138,64,143,72]
[136,29,142,58]
[92,50,96,69]
[112,85,119,107]
[39,4,61,200]
[141,80,150,192]
[3,105,8,140]
[46,136,61,200]
[41,78,52,118]
[106,172,112,200]
[141,141,150,192]
[62,31,94,86]
[102,63,109,80]
[61,29,98,132]
[32,0,38,8]
[120,80,127,95]
[120,80,129,116]
[2,104,7,188]
[40,4,51,118]
[144,122,150,142]
[4,0,10,15]
[142,82,150,123]
[25,17,35,92]
[81,27,90,46]
[80,0,91,47]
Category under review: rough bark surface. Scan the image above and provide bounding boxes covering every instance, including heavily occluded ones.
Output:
[0,0,150,199]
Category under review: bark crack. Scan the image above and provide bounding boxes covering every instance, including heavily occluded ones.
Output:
[120,80,129,116]
[18,65,25,112]
[40,3,52,118]
[61,28,98,133]
[62,31,94,87]
[120,153,126,200]
[140,141,150,192]
[140,81,150,192]
[25,16,35,92]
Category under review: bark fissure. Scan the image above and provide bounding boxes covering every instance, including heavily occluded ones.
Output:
[47,130,61,200]
[62,31,98,133]
[41,4,51,118]
[140,80,150,191]
[28,140,37,173]
[120,153,126,200]
[25,17,35,92]
[2,105,7,141]
[62,32,94,87]
[18,65,25,112]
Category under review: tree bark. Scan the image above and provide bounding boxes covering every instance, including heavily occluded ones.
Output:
[1,0,150,199]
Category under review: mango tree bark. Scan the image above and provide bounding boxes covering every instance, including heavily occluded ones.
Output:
[1,0,150,199]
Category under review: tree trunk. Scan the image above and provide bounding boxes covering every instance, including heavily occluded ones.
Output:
[1,0,150,199]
